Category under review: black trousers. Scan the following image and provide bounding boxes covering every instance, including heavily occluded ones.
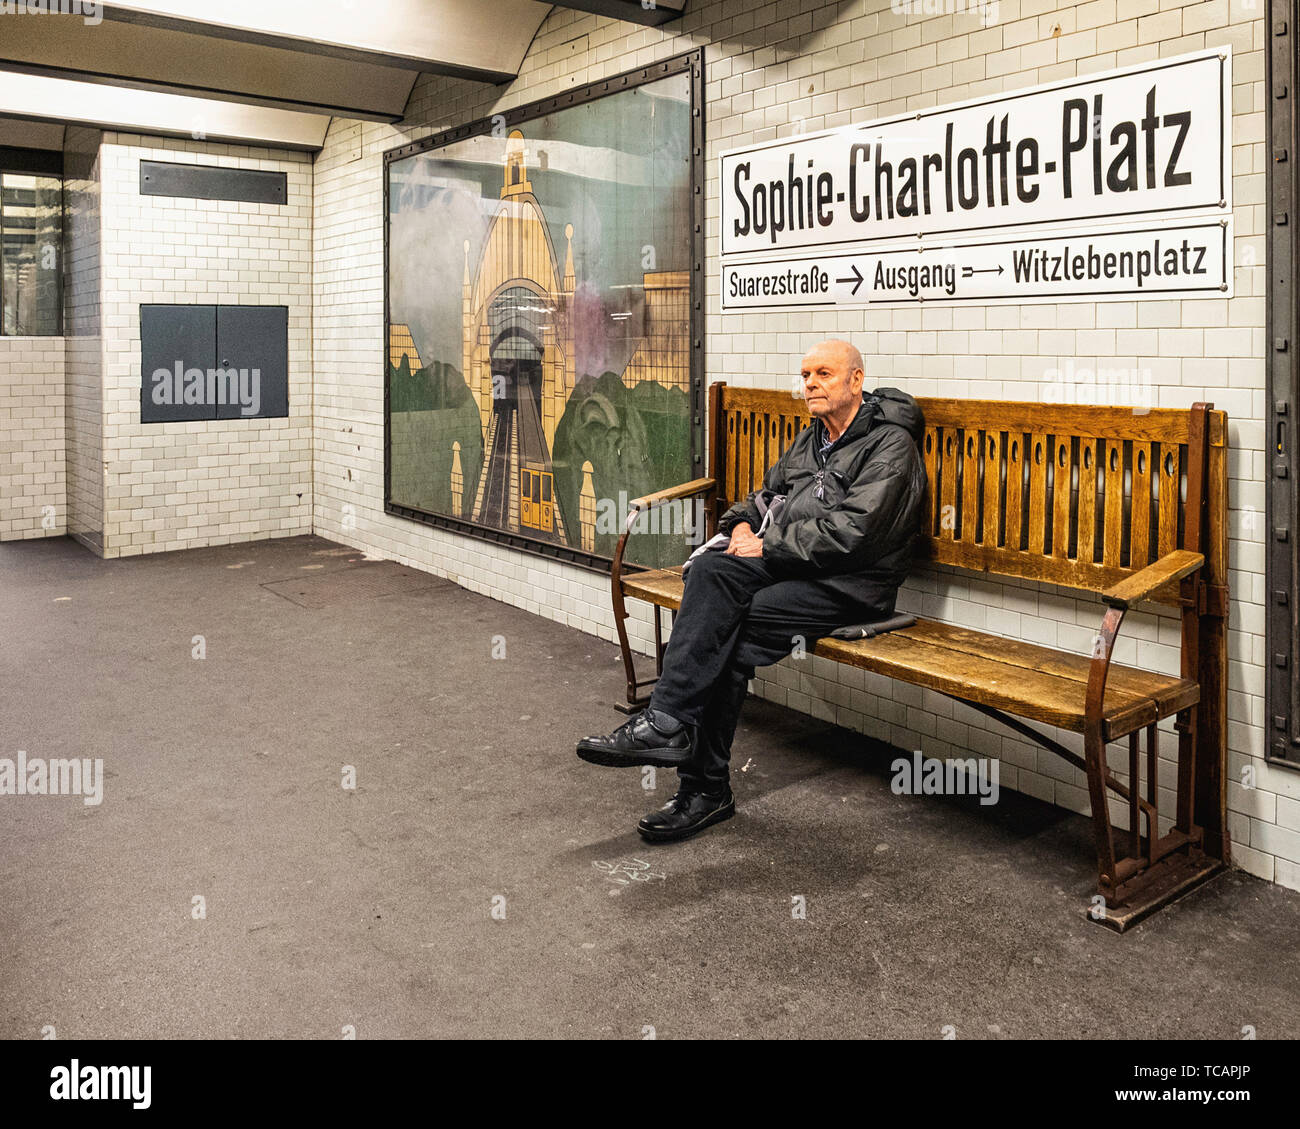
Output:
[647,551,881,793]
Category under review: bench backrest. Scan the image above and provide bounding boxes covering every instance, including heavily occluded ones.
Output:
[707,385,1228,608]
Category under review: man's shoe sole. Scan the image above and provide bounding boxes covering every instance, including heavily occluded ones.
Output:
[637,800,735,842]
[575,742,692,769]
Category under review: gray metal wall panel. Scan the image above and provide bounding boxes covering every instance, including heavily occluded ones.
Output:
[215,305,289,419]
[139,160,287,205]
[140,303,216,423]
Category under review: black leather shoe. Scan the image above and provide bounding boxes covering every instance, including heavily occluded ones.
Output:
[576,709,693,768]
[637,788,735,842]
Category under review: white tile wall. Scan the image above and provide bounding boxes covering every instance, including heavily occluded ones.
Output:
[91,134,313,557]
[0,337,65,541]
[63,125,103,554]
[299,0,1286,891]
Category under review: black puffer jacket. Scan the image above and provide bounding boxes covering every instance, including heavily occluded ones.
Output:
[720,388,927,615]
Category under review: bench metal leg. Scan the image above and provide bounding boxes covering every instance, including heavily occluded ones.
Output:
[611,584,667,714]
[951,694,1222,931]
[1087,711,1223,932]
[654,605,665,677]
[1082,726,1121,902]
[1077,605,1223,929]
[1079,715,1222,931]
[611,580,642,710]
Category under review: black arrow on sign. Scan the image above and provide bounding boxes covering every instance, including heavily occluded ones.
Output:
[836,263,864,295]
[962,265,1005,278]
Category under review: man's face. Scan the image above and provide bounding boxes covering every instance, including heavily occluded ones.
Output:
[800,344,864,420]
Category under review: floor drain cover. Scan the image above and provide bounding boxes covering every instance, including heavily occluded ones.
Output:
[261,563,450,608]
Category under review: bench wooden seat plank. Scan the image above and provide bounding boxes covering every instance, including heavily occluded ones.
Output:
[817,629,1198,739]
[621,567,687,607]
[896,619,1200,727]
[615,567,1196,739]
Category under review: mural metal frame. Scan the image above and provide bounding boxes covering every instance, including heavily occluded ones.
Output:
[382,50,705,573]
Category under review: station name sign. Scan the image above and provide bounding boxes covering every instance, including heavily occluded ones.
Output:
[719,48,1232,309]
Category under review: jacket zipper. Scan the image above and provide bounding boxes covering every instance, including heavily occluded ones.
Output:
[815,423,829,497]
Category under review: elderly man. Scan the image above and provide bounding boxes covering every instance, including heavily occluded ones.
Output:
[577,339,926,842]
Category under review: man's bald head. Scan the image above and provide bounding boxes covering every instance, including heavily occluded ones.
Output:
[800,339,866,437]
[817,338,864,377]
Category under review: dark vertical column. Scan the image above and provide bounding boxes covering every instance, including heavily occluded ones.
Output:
[1267,0,1300,770]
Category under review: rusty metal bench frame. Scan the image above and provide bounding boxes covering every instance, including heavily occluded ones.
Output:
[610,385,1230,931]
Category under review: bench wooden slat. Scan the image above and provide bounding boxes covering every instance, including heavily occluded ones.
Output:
[961,428,980,545]
[1078,437,1099,566]
[939,428,958,542]
[922,426,938,537]
[1005,432,1025,552]
[723,413,738,504]
[1028,431,1049,557]
[1132,440,1153,568]
[920,397,1199,444]
[925,539,1184,601]
[982,430,1001,547]
[759,416,780,483]
[1052,434,1072,559]
[783,411,800,457]
[1103,439,1124,568]
[737,410,753,502]
[1158,441,1180,559]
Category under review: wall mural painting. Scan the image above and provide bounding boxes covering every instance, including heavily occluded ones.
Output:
[386,70,697,569]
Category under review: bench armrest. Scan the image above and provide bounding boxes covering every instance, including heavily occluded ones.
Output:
[609,479,715,705]
[626,477,716,514]
[1101,550,1205,611]
[611,477,717,584]
[1087,549,1206,741]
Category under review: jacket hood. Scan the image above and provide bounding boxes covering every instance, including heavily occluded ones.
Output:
[866,386,924,441]
[819,387,924,449]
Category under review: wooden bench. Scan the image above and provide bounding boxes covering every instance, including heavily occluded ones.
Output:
[610,386,1230,930]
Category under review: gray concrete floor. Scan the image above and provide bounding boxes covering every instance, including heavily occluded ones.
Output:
[2,533,1297,1040]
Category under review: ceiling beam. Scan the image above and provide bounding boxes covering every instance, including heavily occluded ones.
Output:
[0,15,413,123]
[0,118,65,154]
[0,72,329,150]
[549,0,685,26]
[0,61,404,126]
[99,0,552,85]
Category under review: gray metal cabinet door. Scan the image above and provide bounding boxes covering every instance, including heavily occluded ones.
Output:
[140,304,217,423]
[215,305,288,420]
